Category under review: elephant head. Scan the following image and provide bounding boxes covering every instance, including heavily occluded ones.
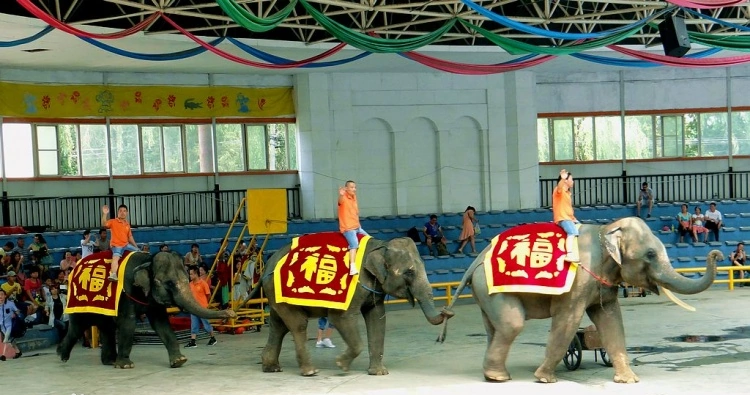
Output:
[603,217,719,306]
[363,237,453,325]
[132,252,234,319]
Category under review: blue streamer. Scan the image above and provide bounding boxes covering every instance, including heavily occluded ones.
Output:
[0,26,54,48]
[462,0,670,40]
[227,37,371,67]
[78,36,226,61]
[571,47,722,68]
[682,8,750,33]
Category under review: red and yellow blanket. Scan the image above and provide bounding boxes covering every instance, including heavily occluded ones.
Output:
[66,250,135,316]
[483,223,579,295]
[274,232,369,310]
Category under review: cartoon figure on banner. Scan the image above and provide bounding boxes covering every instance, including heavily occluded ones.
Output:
[81,98,92,112]
[120,100,130,111]
[184,98,203,110]
[70,91,81,104]
[153,98,162,111]
[96,90,114,114]
[206,96,215,109]
[42,95,51,110]
[236,93,250,113]
[221,95,229,108]
[167,94,176,108]
[257,98,266,111]
[23,93,37,114]
[134,91,142,104]
[57,92,66,105]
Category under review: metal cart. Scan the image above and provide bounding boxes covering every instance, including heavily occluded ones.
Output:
[562,325,613,370]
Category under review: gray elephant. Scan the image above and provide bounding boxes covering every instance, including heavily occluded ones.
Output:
[57,251,235,368]
[439,217,718,383]
[252,237,453,376]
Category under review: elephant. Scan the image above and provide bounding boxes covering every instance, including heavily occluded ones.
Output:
[251,236,454,376]
[438,217,718,384]
[57,251,235,368]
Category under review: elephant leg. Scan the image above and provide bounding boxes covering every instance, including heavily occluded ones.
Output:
[534,304,587,383]
[330,312,364,373]
[57,316,87,362]
[261,308,288,373]
[587,301,639,383]
[97,318,117,365]
[362,303,387,375]
[146,307,187,368]
[477,294,525,382]
[273,303,317,376]
[114,302,137,369]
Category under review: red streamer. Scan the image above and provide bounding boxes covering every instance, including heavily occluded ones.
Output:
[16,0,159,39]
[160,14,346,69]
[608,45,750,67]
[666,0,745,9]
[402,51,555,75]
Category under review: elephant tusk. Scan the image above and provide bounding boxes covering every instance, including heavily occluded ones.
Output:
[661,287,696,312]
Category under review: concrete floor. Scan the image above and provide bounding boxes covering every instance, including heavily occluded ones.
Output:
[3,287,750,395]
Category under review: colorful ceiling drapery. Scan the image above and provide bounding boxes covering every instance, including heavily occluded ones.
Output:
[9,0,750,74]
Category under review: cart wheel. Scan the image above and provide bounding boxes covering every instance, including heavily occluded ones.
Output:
[599,348,613,367]
[563,335,583,371]
[640,290,646,297]
[623,288,628,298]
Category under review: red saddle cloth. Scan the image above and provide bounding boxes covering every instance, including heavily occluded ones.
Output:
[483,223,578,295]
[274,232,369,310]
[66,250,135,316]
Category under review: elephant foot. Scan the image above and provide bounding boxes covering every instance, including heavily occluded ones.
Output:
[101,359,115,366]
[484,369,511,382]
[614,370,640,384]
[300,366,319,376]
[368,365,389,376]
[114,358,135,369]
[336,354,354,372]
[170,355,187,368]
[533,367,557,383]
[262,363,283,373]
[57,346,70,362]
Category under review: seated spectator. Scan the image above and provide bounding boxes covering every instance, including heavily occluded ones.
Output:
[55,270,69,297]
[41,276,53,306]
[0,289,23,360]
[692,207,709,243]
[704,202,723,242]
[730,242,747,287]
[59,251,77,273]
[0,255,10,281]
[45,284,68,337]
[1,242,13,257]
[676,204,694,243]
[80,230,95,259]
[29,234,52,271]
[11,237,29,262]
[457,206,479,254]
[636,182,655,218]
[8,252,23,282]
[159,244,170,253]
[23,268,44,307]
[141,244,150,254]
[94,229,110,253]
[423,215,448,257]
[1,271,22,302]
[184,243,203,267]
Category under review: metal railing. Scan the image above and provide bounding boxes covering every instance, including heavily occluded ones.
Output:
[539,169,750,207]
[1,187,301,231]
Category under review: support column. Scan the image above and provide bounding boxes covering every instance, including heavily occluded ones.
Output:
[504,72,539,209]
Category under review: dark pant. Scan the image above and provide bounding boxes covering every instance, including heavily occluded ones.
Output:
[705,221,720,241]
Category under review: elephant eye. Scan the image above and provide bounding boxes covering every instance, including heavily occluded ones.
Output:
[646,249,657,260]
[403,268,415,278]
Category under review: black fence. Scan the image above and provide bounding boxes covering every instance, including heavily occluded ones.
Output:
[539,170,750,207]
[0,187,301,231]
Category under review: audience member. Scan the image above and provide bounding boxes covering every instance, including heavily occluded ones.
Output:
[11,237,29,262]
[141,244,150,253]
[23,268,44,306]
[29,234,52,271]
[159,244,170,252]
[184,243,203,267]
[456,207,479,255]
[94,229,110,253]
[692,207,709,243]
[185,266,217,348]
[80,230,95,259]
[59,251,77,272]
[8,252,23,280]
[45,284,68,337]
[1,272,22,301]
[704,202,723,242]
[315,317,336,348]
[423,214,448,257]
[0,289,23,360]
[676,204,694,243]
[730,242,747,287]
[1,242,13,257]
[636,182,655,218]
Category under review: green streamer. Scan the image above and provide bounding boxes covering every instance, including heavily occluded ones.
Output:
[298,0,455,53]
[216,0,297,33]
[689,32,750,52]
[460,19,644,55]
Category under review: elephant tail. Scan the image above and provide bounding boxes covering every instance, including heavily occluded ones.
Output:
[436,256,484,343]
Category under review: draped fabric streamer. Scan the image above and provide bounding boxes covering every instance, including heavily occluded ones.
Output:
[298,0,456,53]
[682,8,750,32]
[160,13,347,69]
[216,0,297,33]
[461,0,671,40]
[80,36,226,61]
[690,32,750,52]
[226,37,372,67]
[571,48,722,68]
[609,45,750,67]
[0,26,53,47]
[667,0,746,9]
[401,51,555,75]
[16,0,159,39]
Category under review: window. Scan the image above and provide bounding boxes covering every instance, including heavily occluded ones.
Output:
[537,119,550,162]
[268,123,297,170]
[246,125,267,169]
[80,125,108,176]
[2,123,33,178]
[624,116,653,159]
[184,124,214,173]
[36,125,58,176]
[552,119,573,161]
[594,116,622,160]
[58,125,80,175]
[110,124,140,175]
[573,117,594,161]
[215,124,244,172]
[732,111,750,155]
[142,126,184,173]
[700,113,728,157]
[656,116,683,158]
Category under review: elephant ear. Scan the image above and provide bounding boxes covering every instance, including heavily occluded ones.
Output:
[363,245,388,285]
[132,262,152,297]
[604,227,623,266]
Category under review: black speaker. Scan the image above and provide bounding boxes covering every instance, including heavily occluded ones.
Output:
[659,15,691,58]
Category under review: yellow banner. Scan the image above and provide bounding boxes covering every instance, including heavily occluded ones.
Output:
[0,81,295,119]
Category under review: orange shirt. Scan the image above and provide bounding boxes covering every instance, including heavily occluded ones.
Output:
[189,278,211,308]
[105,218,132,248]
[338,193,360,232]
[552,185,575,223]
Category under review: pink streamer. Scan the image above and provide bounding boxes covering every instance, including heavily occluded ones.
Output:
[402,51,555,75]
[666,0,745,9]
[160,14,346,69]
[608,45,750,67]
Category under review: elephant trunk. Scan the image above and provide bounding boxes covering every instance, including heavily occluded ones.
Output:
[653,250,720,295]
[411,279,454,326]
[173,285,235,319]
